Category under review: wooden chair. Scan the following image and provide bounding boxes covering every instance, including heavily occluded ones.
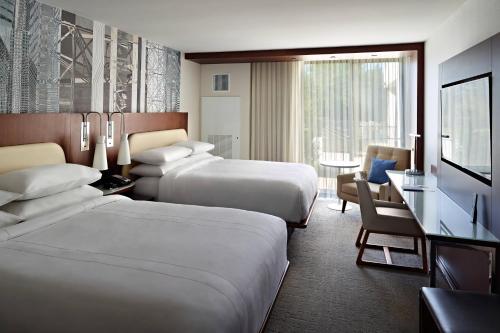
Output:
[354,178,428,273]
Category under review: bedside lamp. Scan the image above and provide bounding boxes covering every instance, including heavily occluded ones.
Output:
[117,133,131,166]
[86,112,108,171]
[107,111,131,165]
[93,135,108,170]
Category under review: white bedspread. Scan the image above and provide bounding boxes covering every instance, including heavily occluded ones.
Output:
[0,195,288,333]
[158,156,318,223]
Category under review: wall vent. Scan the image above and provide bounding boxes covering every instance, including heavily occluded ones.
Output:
[208,134,233,159]
[212,74,230,92]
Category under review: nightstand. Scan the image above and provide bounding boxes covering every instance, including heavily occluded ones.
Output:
[93,181,135,196]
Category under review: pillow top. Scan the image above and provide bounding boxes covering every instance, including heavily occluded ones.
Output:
[130,152,213,177]
[0,190,21,207]
[0,163,101,201]
[0,211,22,228]
[132,146,192,166]
[0,185,103,220]
[174,140,214,155]
[367,158,397,184]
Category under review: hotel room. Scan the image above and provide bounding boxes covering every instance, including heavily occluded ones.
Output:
[0,0,499,332]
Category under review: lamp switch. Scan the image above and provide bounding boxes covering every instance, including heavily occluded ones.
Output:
[80,121,90,151]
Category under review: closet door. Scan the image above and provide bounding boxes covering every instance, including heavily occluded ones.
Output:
[201,96,240,159]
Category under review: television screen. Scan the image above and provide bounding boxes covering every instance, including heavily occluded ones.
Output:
[441,74,491,185]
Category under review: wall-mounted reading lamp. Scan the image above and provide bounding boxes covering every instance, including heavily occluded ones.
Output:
[80,112,108,171]
[107,111,131,166]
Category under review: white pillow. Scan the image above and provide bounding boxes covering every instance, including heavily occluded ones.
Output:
[132,146,192,166]
[0,164,101,201]
[0,211,22,228]
[174,140,214,155]
[130,153,213,177]
[0,190,21,206]
[0,185,103,220]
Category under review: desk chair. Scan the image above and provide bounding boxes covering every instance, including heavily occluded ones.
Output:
[355,178,428,273]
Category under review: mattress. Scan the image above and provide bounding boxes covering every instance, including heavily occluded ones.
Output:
[133,176,160,199]
[0,195,288,333]
[157,156,318,223]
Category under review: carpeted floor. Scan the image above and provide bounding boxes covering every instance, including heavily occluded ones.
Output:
[264,200,428,333]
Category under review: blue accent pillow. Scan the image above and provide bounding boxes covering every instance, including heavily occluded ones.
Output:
[367,158,397,184]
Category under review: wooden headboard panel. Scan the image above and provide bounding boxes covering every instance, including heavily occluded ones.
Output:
[0,112,188,172]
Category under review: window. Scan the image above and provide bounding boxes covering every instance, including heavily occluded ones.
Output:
[302,56,416,196]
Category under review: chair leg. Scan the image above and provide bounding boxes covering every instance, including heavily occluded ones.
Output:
[355,226,364,247]
[421,236,428,273]
[341,200,347,213]
[357,232,429,274]
[356,231,370,265]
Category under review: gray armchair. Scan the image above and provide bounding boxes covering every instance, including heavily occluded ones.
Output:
[355,178,428,273]
[337,145,411,212]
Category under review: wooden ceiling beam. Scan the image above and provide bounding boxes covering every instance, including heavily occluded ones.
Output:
[185,42,424,64]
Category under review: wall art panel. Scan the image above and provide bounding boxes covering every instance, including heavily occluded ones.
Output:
[0,0,180,113]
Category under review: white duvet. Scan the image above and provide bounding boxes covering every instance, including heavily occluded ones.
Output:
[158,156,318,223]
[0,195,288,333]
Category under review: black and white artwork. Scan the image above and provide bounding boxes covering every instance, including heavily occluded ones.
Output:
[0,0,180,113]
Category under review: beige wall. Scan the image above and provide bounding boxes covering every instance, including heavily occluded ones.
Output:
[180,56,201,140]
[424,0,500,172]
[200,63,251,159]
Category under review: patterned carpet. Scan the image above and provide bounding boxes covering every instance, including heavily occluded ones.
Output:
[264,200,428,333]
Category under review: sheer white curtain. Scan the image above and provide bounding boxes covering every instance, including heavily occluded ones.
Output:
[249,57,414,193]
[250,61,302,162]
[302,58,413,193]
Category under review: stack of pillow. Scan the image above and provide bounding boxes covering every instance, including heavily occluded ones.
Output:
[0,164,102,227]
[130,140,215,177]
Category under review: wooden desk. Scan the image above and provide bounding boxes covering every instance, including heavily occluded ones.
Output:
[387,171,500,292]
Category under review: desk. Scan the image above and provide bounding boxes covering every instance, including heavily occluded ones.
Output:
[387,171,500,292]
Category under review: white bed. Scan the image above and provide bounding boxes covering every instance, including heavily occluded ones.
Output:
[0,143,288,333]
[125,129,319,227]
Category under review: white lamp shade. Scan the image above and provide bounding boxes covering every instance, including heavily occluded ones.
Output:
[93,135,108,171]
[117,133,131,165]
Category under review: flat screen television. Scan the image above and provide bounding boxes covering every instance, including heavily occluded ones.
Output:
[441,73,492,186]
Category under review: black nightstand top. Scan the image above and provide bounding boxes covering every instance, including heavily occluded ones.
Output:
[93,181,135,196]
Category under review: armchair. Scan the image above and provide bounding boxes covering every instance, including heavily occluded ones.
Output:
[337,145,410,212]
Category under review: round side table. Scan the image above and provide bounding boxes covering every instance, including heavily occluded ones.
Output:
[320,160,360,211]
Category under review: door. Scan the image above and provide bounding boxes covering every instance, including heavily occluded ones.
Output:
[201,96,240,159]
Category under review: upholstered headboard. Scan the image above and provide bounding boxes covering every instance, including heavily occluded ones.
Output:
[0,143,66,175]
[122,129,188,177]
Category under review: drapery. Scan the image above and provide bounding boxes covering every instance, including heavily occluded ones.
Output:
[250,61,302,162]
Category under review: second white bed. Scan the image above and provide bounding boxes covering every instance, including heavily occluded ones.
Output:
[132,153,318,226]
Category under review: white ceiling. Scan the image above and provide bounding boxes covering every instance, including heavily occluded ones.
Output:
[40,0,465,53]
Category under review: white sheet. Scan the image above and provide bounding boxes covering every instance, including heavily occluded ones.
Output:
[157,156,318,223]
[0,196,287,333]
